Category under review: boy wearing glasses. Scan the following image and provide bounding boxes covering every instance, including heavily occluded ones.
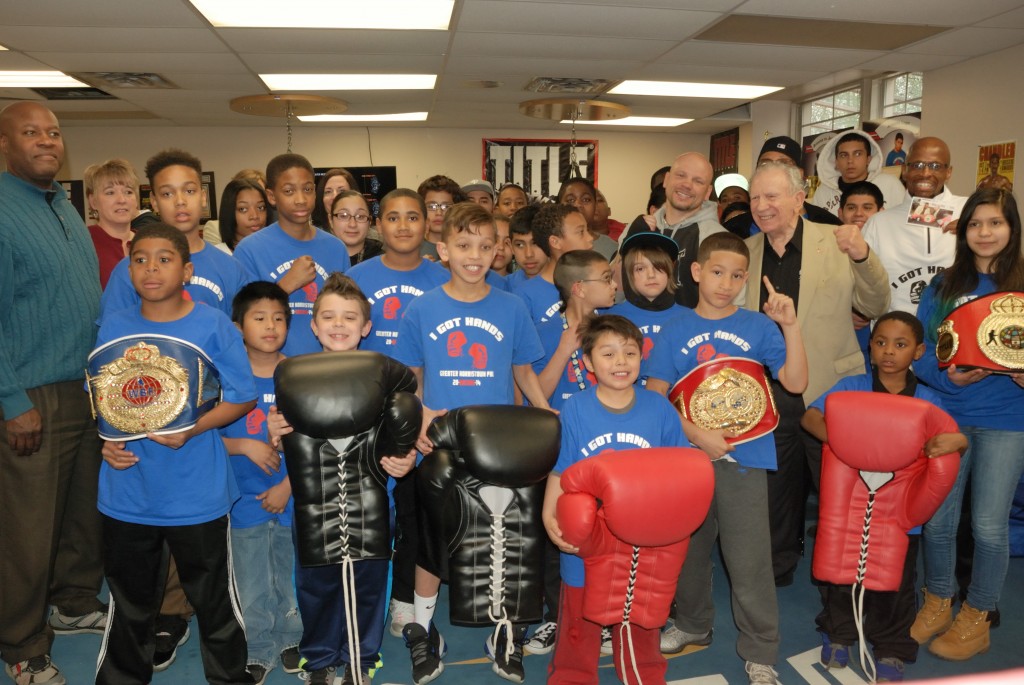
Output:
[417,175,466,261]
[862,136,965,314]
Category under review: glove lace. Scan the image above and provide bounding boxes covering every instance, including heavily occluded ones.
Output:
[616,545,643,685]
[336,450,362,681]
[852,488,878,684]
[487,509,514,662]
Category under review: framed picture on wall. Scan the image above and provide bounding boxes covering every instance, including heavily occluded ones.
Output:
[313,166,397,220]
[482,138,598,201]
[709,128,739,177]
[201,171,216,222]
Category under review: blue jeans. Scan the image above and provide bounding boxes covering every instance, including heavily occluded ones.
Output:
[231,519,303,667]
[923,426,1024,611]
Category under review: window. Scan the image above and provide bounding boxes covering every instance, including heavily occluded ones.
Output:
[800,86,861,139]
[880,72,923,117]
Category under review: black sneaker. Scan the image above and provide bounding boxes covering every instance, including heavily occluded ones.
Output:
[246,664,269,685]
[153,615,190,672]
[402,623,446,685]
[280,646,302,674]
[485,624,526,683]
[524,621,556,655]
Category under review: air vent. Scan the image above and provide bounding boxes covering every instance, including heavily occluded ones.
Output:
[74,72,179,89]
[30,87,113,101]
[523,77,615,95]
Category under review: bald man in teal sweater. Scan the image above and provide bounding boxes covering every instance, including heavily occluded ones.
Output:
[0,101,106,685]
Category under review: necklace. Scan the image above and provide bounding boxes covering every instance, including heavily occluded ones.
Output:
[562,313,588,391]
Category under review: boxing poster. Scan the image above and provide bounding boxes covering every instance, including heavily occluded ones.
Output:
[976,141,1015,191]
[482,138,598,201]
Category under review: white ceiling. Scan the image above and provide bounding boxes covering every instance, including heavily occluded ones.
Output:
[1,0,1023,133]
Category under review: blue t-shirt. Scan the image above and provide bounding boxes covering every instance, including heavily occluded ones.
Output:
[233,223,350,356]
[604,300,687,386]
[886,149,907,167]
[393,286,544,409]
[223,374,293,528]
[647,307,787,470]
[100,243,250,322]
[486,269,510,292]
[554,387,686,587]
[505,269,528,290]
[347,256,448,354]
[533,314,596,410]
[513,275,561,324]
[913,273,1024,431]
[95,305,257,526]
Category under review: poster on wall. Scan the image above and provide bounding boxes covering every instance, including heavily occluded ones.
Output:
[709,128,739,177]
[313,166,397,220]
[201,171,216,222]
[975,141,1015,191]
[867,114,921,168]
[59,180,86,221]
[482,138,598,201]
[802,113,920,202]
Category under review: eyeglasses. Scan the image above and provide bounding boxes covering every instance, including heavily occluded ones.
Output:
[906,161,948,172]
[332,211,371,224]
[426,202,454,213]
[578,274,614,285]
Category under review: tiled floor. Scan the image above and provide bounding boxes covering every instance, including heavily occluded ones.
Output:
[51,544,1024,684]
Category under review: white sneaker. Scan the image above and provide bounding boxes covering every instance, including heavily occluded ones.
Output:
[48,608,107,635]
[389,598,415,638]
[746,661,779,685]
[5,655,66,685]
[524,621,557,655]
[600,626,613,656]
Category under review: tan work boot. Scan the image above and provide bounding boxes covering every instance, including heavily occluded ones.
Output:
[929,602,991,661]
[910,588,952,644]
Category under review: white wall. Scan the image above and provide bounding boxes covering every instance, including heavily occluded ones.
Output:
[922,42,1024,197]
[54,124,708,223]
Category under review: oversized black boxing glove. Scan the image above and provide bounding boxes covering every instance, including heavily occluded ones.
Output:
[417,405,560,626]
[275,350,421,566]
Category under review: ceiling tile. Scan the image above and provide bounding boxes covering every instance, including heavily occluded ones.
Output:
[0,51,56,70]
[24,52,250,74]
[900,27,1024,56]
[452,32,675,61]
[239,53,445,73]
[734,0,1024,26]
[216,28,450,54]
[634,63,825,88]
[3,0,208,28]
[0,28,227,54]
[976,6,1024,29]
[854,52,966,73]
[457,1,721,40]
[657,41,884,72]
[493,0,737,9]
[443,54,643,80]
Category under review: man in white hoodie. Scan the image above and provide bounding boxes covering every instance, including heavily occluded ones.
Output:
[812,130,907,217]
[862,136,965,314]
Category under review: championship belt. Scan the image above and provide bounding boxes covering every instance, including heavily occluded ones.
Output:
[936,291,1024,373]
[668,357,779,445]
[86,335,222,440]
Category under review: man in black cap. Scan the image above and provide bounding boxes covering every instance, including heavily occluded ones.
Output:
[723,137,842,237]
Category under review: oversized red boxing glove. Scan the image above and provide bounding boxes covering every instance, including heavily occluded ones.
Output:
[557,447,714,629]
[813,391,960,591]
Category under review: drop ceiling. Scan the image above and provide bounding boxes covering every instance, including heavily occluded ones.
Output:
[1,0,1023,133]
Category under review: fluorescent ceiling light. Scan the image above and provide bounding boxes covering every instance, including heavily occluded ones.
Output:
[609,80,782,99]
[190,0,454,30]
[0,71,88,87]
[561,116,692,127]
[299,112,429,122]
[261,74,436,91]
[0,45,7,51]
